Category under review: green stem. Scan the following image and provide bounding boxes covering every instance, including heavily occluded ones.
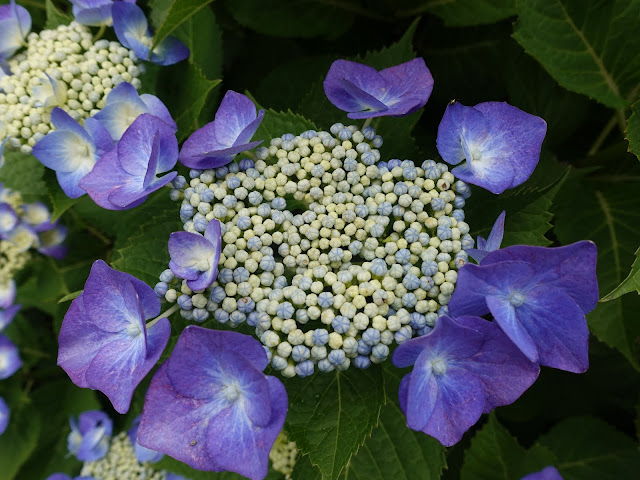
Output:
[243,150,256,160]
[587,113,618,156]
[93,25,107,42]
[146,303,180,329]
[362,118,372,130]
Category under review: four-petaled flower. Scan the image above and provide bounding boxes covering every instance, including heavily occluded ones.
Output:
[67,410,113,462]
[467,210,505,263]
[0,0,31,59]
[392,315,539,446]
[436,101,547,194]
[138,326,288,480]
[69,0,136,27]
[57,260,171,413]
[323,58,434,119]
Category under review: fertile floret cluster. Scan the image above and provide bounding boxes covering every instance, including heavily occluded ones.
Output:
[0,21,141,154]
[269,432,297,479]
[157,124,473,377]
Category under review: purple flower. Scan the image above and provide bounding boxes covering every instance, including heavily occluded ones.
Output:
[21,202,53,232]
[0,304,20,332]
[138,326,288,480]
[436,101,547,194]
[521,466,563,480]
[0,203,18,235]
[57,260,171,413]
[33,108,114,199]
[128,415,163,463]
[323,58,434,119]
[37,223,68,260]
[0,396,9,435]
[5,223,39,251]
[168,219,222,291]
[0,334,21,379]
[70,0,136,27]
[449,241,598,373]
[467,211,505,263]
[392,315,539,446]
[112,2,189,66]
[46,475,96,480]
[79,114,178,210]
[93,81,176,141]
[179,91,264,169]
[0,280,16,309]
[67,410,113,462]
[0,0,31,59]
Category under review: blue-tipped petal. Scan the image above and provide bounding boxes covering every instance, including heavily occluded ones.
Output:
[111,1,148,51]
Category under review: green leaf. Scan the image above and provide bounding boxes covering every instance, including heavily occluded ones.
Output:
[601,246,640,301]
[58,290,82,303]
[397,0,516,27]
[150,0,215,53]
[460,414,556,480]
[0,402,42,480]
[253,109,318,143]
[45,170,78,221]
[0,151,47,203]
[154,455,246,479]
[172,7,223,81]
[513,0,640,108]
[537,417,640,479]
[554,164,640,368]
[626,99,640,160]
[111,192,182,285]
[44,0,72,29]
[224,0,354,39]
[284,366,385,479]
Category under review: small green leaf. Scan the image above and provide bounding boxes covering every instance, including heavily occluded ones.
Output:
[45,0,72,29]
[513,0,640,108]
[224,0,354,39]
[150,0,215,53]
[0,151,47,203]
[626,99,640,160]
[396,0,516,27]
[284,366,385,479]
[537,416,640,479]
[58,290,82,303]
[253,109,318,144]
[601,246,640,301]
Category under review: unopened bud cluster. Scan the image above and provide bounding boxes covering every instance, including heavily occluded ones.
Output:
[158,124,473,377]
[269,431,297,479]
[0,22,141,154]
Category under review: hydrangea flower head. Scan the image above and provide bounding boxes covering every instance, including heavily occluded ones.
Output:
[521,466,563,480]
[467,210,505,263]
[79,114,178,210]
[67,410,113,462]
[392,315,539,446]
[0,0,31,59]
[70,0,136,27]
[323,58,434,119]
[0,304,20,332]
[57,260,171,413]
[138,326,288,480]
[179,90,265,169]
[0,333,21,379]
[436,101,547,194]
[0,396,9,435]
[93,81,177,141]
[112,2,189,66]
[449,241,598,373]
[169,219,222,291]
[33,107,114,199]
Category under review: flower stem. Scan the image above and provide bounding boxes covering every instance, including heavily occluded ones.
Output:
[147,303,180,329]
[362,118,372,130]
[243,150,256,160]
[93,25,107,42]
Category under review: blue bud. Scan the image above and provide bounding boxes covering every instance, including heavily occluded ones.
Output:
[402,273,421,290]
[362,126,376,140]
[402,293,417,308]
[437,225,452,240]
[410,312,427,330]
[377,201,393,216]
[177,295,193,310]
[259,256,276,272]
[387,159,401,169]
[238,297,255,313]
[194,216,208,232]
[282,133,295,141]
[454,180,472,199]
[193,308,209,322]
[238,158,254,171]
[209,286,226,303]
[418,326,433,336]
[181,309,194,320]
[331,316,351,334]
[421,260,438,276]
[370,258,388,276]
[172,175,186,189]
[394,326,412,344]
[356,142,371,153]
[312,329,329,346]
[404,228,419,243]
[403,167,417,181]
[453,196,466,208]
[394,182,408,196]
[295,309,309,324]
[215,166,229,177]
[274,276,288,289]
[452,209,465,221]
[318,292,334,309]
[154,282,168,297]
[257,312,271,330]
[431,197,446,211]
[396,249,411,264]
[263,345,272,362]
[361,151,376,165]
[276,302,294,320]
[169,189,181,201]
[328,248,344,263]
[371,135,383,148]
[420,276,434,290]
[179,203,194,221]
[247,311,260,326]
[357,339,372,355]
[218,268,233,284]
[349,240,363,255]
[271,356,287,370]
[353,355,371,369]
[189,169,202,179]
[229,311,246,326]
[159,269,174,283]
[215,308,229,323]
[436,252,451,262]
[370,224,385,237]
[461,234,475,250]
[418,233,430,246]
[257,203,271,217]
[295,360,315,377]
[438,306,449,316]
[328,349,346,366]
[200,189,214,203]
[291,345,310,362]
[371,343,389,360]
[322,137,337,148]
[343,157,358,172]
[301,130,317,139]
[392,205,405,217]
[233,267,250,283]
[271,197,286,210]
[226,176,241,189]
[362,328,381,346]
[317,359,334,372]
[247,236,262,251]
[298,276,312,291]
[338,128,352,140]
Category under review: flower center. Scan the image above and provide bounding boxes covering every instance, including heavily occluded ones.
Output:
[430,358,447,375]
[509,291,526,307]
[223,382,242,403]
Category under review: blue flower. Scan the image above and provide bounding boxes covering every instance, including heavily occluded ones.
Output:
[179,91,265,169]
[436,101,547,194]
[0,280,16,309]
[57,260,171,413]
[449,241,598,373]
[79,114,178,210]
[46,475,96,480]
[521,466,563,480]
[0,396,9,435]
[37,223,68,260]
[466,210,505,263]
[93,81,177,141]
[0,0,31,59]
[137,326,287,480]
[0,334,21,379]
[168,219,222,291]
[0,304,20,332]
[392,315,539,446]
[323,58,434,119]
[33,108,114,199]
[69,0,136,27]
[128,415,163,463]
[112,2,189,66]
[0,203,18,235]
[67,410,112,462]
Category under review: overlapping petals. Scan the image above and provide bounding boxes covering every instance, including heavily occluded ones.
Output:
[112,2,188,66]
[33,108,114,198]
[467,210,505,263]
[93,81,176,141]
[436,101,547,194]
[323,58,434,119]
[449,241,598,373]
[179,90,265,169]
[0,0,31,59]
[129,415,163,463]
[79,114,178,210]
[392,315,539,446]
[67,410,113,462]
[70,0,136,27]
[0,334,21,379]
[57,260,171,413]
[31,73,67,108]
[169,219,222,291]
[138,326,287,480]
